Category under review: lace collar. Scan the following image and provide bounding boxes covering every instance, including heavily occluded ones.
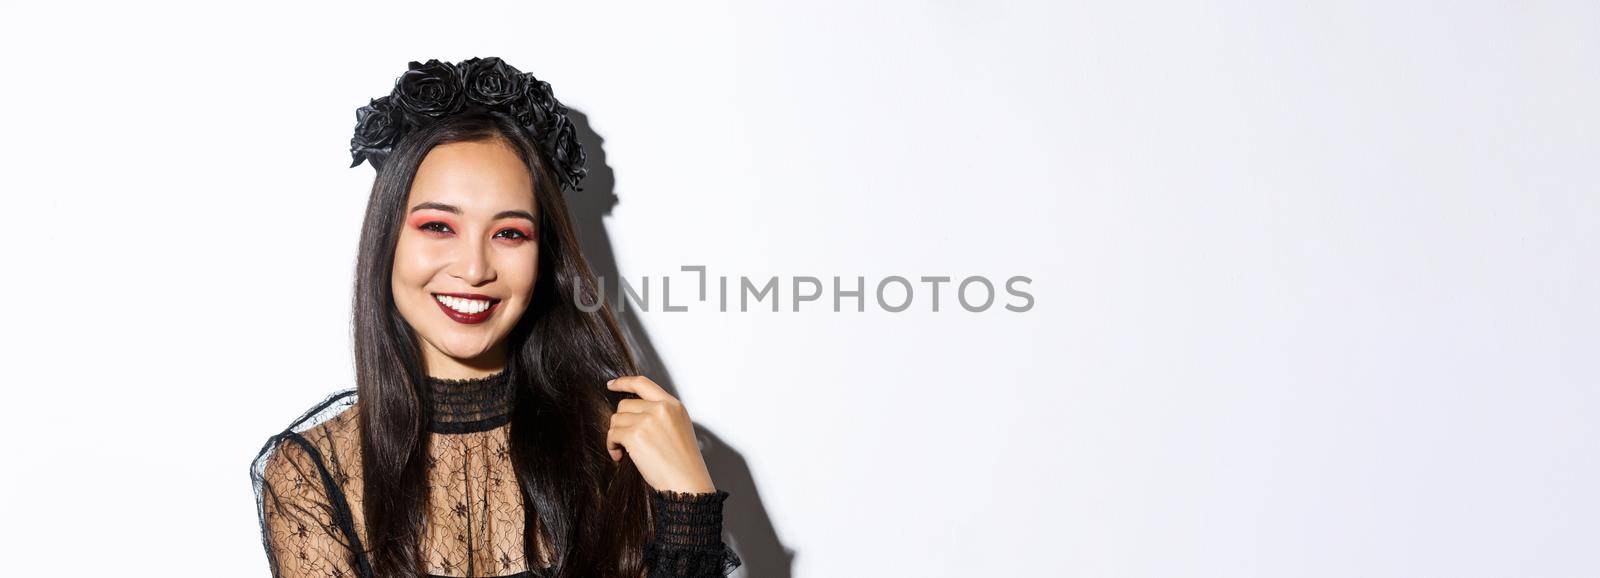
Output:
[422,369,515,434]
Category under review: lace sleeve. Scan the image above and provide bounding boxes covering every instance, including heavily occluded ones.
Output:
[644,489,742,577]
[253,433,367,578]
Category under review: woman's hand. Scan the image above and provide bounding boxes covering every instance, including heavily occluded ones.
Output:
[606,375,717,494]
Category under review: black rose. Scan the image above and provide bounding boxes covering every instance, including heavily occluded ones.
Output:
[525,75,561,116]
[349,96,401,169]
[505,74,587,190]
[460,56,525,107]
[349,57,589,191]
[506,76,545,129]
[392,59,465,118]
[544,118,588,191]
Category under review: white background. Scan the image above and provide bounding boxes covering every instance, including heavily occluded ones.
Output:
[1,1,1596,576]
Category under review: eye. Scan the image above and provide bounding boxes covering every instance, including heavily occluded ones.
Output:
[419,221,453,234]
[496,228,532,241]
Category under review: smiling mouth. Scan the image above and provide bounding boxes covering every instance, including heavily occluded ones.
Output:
[432,293,502,324]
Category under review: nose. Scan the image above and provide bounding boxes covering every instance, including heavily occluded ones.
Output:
[448,235,497,286]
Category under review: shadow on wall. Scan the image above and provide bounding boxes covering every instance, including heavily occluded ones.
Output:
[563,109,796,578]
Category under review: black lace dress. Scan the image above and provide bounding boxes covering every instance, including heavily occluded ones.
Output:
[250,370,742,577]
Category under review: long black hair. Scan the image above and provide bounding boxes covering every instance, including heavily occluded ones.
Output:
[351,109,652,578]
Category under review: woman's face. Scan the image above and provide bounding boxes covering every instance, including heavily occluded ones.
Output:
[391,139,539,375]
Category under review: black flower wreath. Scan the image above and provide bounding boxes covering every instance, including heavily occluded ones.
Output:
[349,57,588,192]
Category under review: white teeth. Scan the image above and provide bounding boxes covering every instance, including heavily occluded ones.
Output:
[435,295,492,315]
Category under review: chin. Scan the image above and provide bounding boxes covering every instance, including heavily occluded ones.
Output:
[431,334,500,360]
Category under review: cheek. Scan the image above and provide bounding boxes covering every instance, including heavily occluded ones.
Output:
[497,251,539,301]
[391,238,443,290]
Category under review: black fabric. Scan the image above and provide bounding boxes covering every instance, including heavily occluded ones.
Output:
[422,370,518,434]
[646,490,741,577]
[251,371,741,577]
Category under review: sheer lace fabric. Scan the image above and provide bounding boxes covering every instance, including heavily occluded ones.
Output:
[251,371,740,577]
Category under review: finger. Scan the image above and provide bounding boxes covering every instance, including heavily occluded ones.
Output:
[607,375,663,400]
[606,423,633,457]
[605,375,671,402]
[609,411,643,428]
[617,398,655,414]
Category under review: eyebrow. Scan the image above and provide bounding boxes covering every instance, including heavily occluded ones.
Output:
[409,201,537,223]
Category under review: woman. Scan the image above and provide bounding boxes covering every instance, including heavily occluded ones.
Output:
[250,57,741,578]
